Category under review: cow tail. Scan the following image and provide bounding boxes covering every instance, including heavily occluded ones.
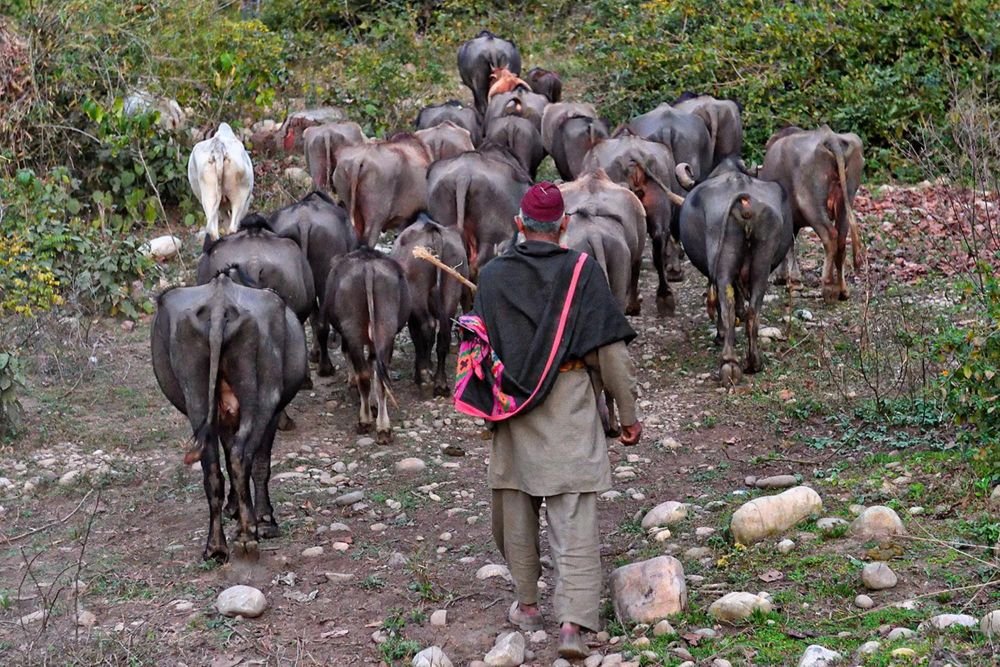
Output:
[833,145,864,271]
[349,159,364,243]
[428,223,445,317]
[455,176,473,267]
[706,107,719,164]
[364,265,389,389]
[188,292,225,465]
[589,227,609,281]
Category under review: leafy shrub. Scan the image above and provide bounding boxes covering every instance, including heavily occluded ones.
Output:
[0,350,24,440]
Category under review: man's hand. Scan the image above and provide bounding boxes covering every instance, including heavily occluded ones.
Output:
[619,421,642,446]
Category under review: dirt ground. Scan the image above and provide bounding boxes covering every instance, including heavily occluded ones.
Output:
[0,187,997,666]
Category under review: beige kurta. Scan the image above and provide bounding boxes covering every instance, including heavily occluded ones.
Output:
[488,340,638,496]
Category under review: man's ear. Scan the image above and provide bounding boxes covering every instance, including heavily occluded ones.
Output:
[514,215,525,235]
[559,213,569,236]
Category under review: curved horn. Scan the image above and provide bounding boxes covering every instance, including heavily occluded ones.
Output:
[641,162,686,207]
[675,163,696,190]
[667,190,686,207]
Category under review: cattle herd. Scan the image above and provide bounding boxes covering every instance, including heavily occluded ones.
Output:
[152,30,866,562]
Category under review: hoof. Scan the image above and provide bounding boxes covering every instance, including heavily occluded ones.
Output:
[376,429,393,445]
[203,544,228,563]
[821,283,840,304]
[666,269,685,283]
[656,295,676,317]
[838,288,850,301]
[625,303,640,316]
[356,422,373,434]
[318,362,335,378]
[277,413,296,431]
[309,349,320,364]
[257,521,281,539]
[433,384,451,398]
[301,375,314,390]
[744,357,764,375]
[719,361,743,387]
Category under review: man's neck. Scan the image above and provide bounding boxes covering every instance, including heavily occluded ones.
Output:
[521,231,561,244]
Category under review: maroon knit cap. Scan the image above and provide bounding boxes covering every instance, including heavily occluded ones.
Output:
[520,181,565,223]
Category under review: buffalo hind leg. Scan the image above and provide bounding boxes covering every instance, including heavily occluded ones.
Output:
[201,436,228,562]
[251,416,281,538]
[227,433,259,559]
[835,223,850,301]
[817,224,840,304]
[314,305,335,377]
[373,347,394,444]
[717,280,743,386]
[665,236,685,282]
[626,258,642,315]
[433,312,452,397]
[650,233,676,317]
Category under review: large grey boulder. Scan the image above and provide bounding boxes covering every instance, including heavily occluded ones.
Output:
[609,556,687,623]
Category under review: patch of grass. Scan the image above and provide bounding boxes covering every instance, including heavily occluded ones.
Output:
[957,516,1000,547]
[88,571,156,601]
[360,575,386,591]
[0,589,11,610]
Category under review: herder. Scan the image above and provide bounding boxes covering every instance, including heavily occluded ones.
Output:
[454,182,642,658]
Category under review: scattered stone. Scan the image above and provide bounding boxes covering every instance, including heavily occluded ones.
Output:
[396,457,427,474]
[601,490,622,501]
[370,522,387,532]
[980,610,1000,636]
[908,506,924,515]
[745,475,757,487]
[388,552,409,567]
[816,517,849,532]
[609,555,687,623]
[922,613,978,631]
[713,660,732,667]
[430,609,447,626]
[76,610,97,627]
[890,648,916,659]
[584,656,603,667]
[683,546,712,560]
[331,541,350,552]
[476,563,513,582]
[58,470,82,486]
[850,506,905,539]
[216,585,267,618]
[695,527,716,539]
[854,595,874,609]
[553,660,571,667]
[174,600,194,612]
[335,490,364,506]
[777,539,796,554]
[862,562,898,590]
[730,486,823,545]
[990,485,1000,506]
[797,645,842,666]
[848,504,866,516]
[324,572,353,583]
[19,610,46,626]
[857,641,880,656]
[755,475,798,490]
[641,501,688,529]
[301,546,324,558]
[412,646,453,667]
[652,619,675,636]
[141,235,183,261]
[886,628,914,641]
[484,631,525,667]
[652,528,672,542]
[695,627,718,638]
[708,592,773,624]
[759,327,785,340]
[529,629,547,643]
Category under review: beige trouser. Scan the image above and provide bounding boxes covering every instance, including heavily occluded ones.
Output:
[491,489,601,631]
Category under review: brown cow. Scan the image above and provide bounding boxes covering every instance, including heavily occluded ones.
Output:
[484,89,548,135]
[488,66,531,99]
[758,125,864,303]
[415,121,476,162]
[303,122,367,191]
[332,134,431,247]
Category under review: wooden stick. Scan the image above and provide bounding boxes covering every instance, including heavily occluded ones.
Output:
[412,246,477,292]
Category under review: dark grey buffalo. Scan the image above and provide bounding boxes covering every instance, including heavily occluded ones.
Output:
[390,215,469,396]
[678,158,793,385]
[582,135,686,315]
[485,114,545,179]
[672,93,743,169]
[302,122,366,191]
[415,121,476,162]
[484,89,548,135]
[268,192,358,377]
[525,67,562,103]
[415,100,482,146]
[457,30,521,115]
[151,272,307,561]
[427,145,531,278]
[623,103,713,184]
[322,248,410,443]
[758,125,864,303]
[541,103,610,181]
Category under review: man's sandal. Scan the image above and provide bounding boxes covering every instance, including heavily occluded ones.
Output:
[507,601,544,632]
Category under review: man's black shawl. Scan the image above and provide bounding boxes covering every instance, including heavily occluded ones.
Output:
[463,240,636,418]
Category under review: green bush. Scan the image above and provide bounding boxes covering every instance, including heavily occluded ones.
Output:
[0,350,24,440]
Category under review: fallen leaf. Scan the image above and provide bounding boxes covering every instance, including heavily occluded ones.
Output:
[681,632,702,646]
[282,589,318,603]
[758,569,784,582]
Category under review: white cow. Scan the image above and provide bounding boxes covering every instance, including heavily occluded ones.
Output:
[187,122,254,240]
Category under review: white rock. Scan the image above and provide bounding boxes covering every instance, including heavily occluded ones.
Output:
[922,613,978,631]
[396,457,427,474]
[857,640,880,656]
[850,506,905,539]
[484,631,525,667]
[755,474,798,489]
[886,627,914,640]
[695,527,716,539]
[76,610,97,627]
[713,660,732,667]
[730,486,823,545]
[335,490,364,506]
[609,555,687,623]
[553,660,571,667]
[584,655,603,667]
[529,629,547,643]
[816,517,849,532]
[652,619,675,636]
[862,562,897,590]
[58,470,82,486]
[283,167,312,188]
[641,501,688,529]
[980,609,1000,636]
[412,646,453,667]
[797,644,842,666]
[854,595,874,609]
[19,609,46,626]
[430,609,447,626]
[991,485,1000,506]
[216,585,267,618]
[141,235,183,261]
[476,563,512,582]
[777,539,796,554]
[301,546,324,558]
[708,592,773,624]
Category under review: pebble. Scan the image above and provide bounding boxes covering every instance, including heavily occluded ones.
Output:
[529,629,547,643]
[857,640,880,655]
[76,610,97,627]
[174,600,194,612]
[484,630,525,666]
[331,541,350,551]
[335,490,364,506]
[695,527,716,539]
[712,660,732,667]
[412,646,453,667]
[476,563,512,581]
[923,613,978,630]
[439,531,452,542]
[797,644,842,666]
[216,585,267,618]
[886,627,914,641]
[816,517,849,532]
[862,562,898,590]
[908,506,924,515]
[854,594,874,609]
[755,474,798,489]
[981,609,1000,636]
[301,546,324,558]
[395,457,427,474]
[584,656,603,667]
[430,609,447,626]
[708,592,773,624]
[19,610,46,626]
[850,506,905,538]
[683,546,712,560]
[640,501,687,529]
[58,470,82,486]
[891,648,916,659]
[652,619,675,636]
[370,523,387,532]
[777,539,796,554]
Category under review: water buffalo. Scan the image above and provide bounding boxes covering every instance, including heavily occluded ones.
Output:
[390,215,469,396]
[426,144,531,278]
[414,100,482,146]
[484,89,548,135]
[415,121,476,162]
[188,122,253,240]
[525,67,562,103]
[302,122,367,191]
[267,192,358,377]
[484,114,545,179]
[322,247,410,443]
[333,133,431,247]
[582,135,685,315]
[458,30,521,115]
[758,125,864,303]
[560,170,647,314]
[623,103,713,184]
[541,103,610,181]
[151,271,307,561]
[672,93,743,169]
[677,158,793,385]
